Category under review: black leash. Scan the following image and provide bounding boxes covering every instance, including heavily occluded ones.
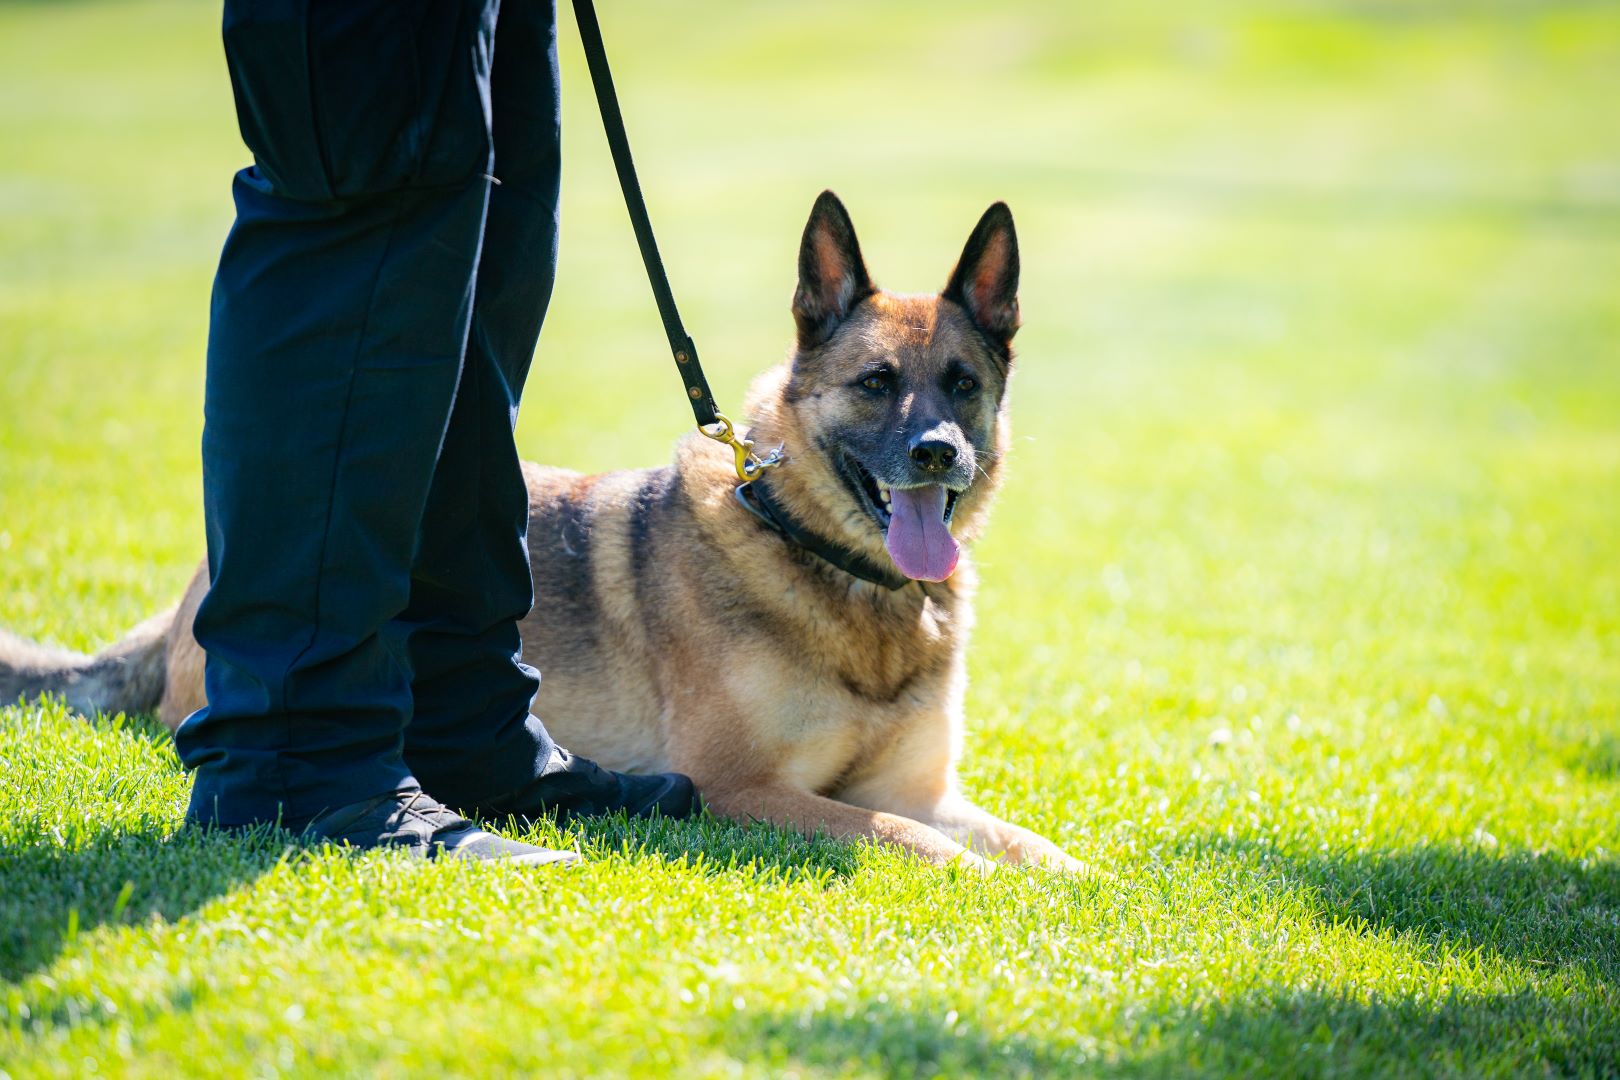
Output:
[573,1,911,591]
[572,0,781,481]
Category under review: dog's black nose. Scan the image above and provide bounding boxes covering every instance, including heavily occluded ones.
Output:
[909,439,958,472]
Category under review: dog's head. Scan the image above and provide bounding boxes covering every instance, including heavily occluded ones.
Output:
[748,191,1020,584]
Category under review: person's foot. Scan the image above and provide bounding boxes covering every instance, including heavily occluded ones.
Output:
[502,748,700,823]
[305,789,581,866]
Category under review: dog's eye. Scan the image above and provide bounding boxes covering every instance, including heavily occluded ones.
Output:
[859,373,890,392]
[955,376,978,394]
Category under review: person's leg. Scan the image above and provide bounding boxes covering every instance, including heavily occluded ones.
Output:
[392,0,561,814]
[177,0,502,827]
[398,0,694,820]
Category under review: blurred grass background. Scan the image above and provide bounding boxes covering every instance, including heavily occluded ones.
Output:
[2,0,1619,1076]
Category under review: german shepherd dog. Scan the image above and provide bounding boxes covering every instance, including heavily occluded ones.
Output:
[1,192,1080,873]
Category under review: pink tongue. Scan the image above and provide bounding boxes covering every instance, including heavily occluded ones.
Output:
[884,485,959,581]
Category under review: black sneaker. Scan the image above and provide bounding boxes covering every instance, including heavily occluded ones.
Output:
[498,748,700,823]
[305,789,580,866]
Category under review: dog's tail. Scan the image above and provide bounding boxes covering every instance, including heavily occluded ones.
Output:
[0,607,174,718]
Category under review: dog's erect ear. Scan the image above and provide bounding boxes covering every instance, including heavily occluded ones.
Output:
[793,190,875,350]
[943,202,1020,352]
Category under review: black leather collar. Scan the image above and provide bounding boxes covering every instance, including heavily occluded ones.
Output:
[735,480,912,591]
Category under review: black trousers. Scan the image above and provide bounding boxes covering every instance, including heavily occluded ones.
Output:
[177,0,565,826]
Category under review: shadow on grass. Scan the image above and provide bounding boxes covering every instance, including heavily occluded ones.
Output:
[0,704,297,984]
[738,999,1080,1078]
[733,984,1619,1079]
[1154,986,1620,1078]
[2,702,868,988]
[533,808,865,882]
[0,824,291,984]
[718,841,1619,1076]
[1184,837,1620,984]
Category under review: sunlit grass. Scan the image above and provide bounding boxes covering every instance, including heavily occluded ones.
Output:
[2,0,1617,1076]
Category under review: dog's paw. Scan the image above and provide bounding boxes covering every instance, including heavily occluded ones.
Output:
[1020,847,1078,872]
[1039,850,1117,883]
[1014,843,1111,880]
[951,850,999,877]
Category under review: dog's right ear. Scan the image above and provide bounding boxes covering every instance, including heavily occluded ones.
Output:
[792,190,875,350]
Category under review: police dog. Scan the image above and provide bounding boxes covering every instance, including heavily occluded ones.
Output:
[1,192,1080,873]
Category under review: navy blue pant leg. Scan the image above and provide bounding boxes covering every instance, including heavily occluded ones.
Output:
[178,0,515,826]
[396,1,568,816]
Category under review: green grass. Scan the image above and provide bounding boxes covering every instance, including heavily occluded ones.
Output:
[3,0,1619,1075]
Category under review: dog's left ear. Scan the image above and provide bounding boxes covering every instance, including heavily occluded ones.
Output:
[943,202,1020,353]
[793,190,875,351]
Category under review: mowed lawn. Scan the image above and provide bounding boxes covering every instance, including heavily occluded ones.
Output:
[3,0,1619,1076]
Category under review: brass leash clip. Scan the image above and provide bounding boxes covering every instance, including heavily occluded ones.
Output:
[700,412,785,483]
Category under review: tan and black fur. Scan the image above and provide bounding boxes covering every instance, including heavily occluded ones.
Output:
[1,192,1079,873]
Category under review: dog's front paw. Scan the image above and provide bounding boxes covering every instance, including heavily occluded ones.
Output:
[1035,849,1117,883]
[1013,842,1104,878]
[952,850,999,877]
[1023,845,1078,871]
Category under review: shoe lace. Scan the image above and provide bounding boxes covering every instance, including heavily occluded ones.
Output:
[389,789,456,831]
